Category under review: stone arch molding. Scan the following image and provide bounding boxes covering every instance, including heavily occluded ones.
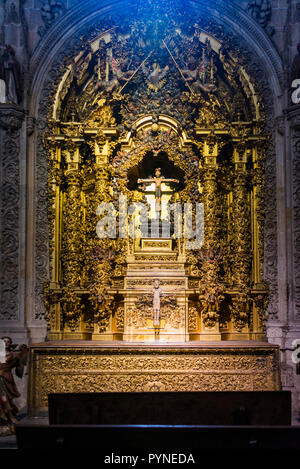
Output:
[29,0,282,322]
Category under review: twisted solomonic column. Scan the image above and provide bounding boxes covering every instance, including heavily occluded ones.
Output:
[61,139,84,333]
[198,134,225,337]
[87,133,117,338]
[230,140,252,332]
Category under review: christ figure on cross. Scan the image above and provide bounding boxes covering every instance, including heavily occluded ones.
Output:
[152,278,162,328]
[138,168,179,213]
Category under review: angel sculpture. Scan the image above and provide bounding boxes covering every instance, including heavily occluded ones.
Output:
[182,45,216,94]
[0,337,28,436]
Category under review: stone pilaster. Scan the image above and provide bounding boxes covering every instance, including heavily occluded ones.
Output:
[0,104,26,341]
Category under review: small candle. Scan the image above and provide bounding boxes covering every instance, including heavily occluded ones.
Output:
[98,57,101,81]
[106,56,109,82]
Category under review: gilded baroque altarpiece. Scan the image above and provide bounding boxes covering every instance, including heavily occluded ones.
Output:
[43,4,270,343]
[25,1,284,409]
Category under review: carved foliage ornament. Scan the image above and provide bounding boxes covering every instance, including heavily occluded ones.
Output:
[0,109,24,321]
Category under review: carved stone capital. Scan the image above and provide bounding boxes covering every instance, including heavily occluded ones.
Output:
[27,116,37,136]
[0,105,25,134]
[275,115,285,135]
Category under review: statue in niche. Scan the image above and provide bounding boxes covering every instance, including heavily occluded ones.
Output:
[138,167,179,213]
[7,2,19,24]
[0,45,22,104]
[291,43,300,81]
[0,337,28,436]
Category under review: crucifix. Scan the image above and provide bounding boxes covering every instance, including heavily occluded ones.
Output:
[138,167,179,213]
[152,278,162,328]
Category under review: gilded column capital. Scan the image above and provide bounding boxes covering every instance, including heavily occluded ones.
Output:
[232,139,251,170]
[43,135,61,162]
[201,132,225,165]
[87,128,118,166]
[62,137,84,172]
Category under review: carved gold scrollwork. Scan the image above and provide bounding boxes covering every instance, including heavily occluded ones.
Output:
[188,304,198,331]
[251,291,269,332]
[230,292,250,332]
